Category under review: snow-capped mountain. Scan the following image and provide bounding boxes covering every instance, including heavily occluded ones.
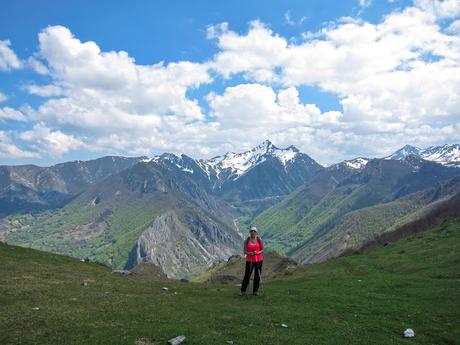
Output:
[200,140,308,180]
[141,140,323,208]
[144,139,321,181]
[386,144,460,167]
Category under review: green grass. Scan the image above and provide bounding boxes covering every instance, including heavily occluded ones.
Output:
[290,198,421,263]
[5,190,174,269]
[1,219,459,345]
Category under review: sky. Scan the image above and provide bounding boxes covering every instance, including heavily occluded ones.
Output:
[0,0,459,166]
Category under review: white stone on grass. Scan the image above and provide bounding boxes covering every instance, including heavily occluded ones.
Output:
[403,328,415,338]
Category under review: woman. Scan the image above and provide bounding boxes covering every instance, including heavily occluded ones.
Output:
[240,226,264,296]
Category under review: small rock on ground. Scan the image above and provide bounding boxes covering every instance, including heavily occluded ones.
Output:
[403,328,415,338]
[167,335,186,345]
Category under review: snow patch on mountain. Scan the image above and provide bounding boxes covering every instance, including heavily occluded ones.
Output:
[344,157,369,170]
[386,144,460,167]
[274,150,298,165]
[174,163,193,174]
[422,144,460,164]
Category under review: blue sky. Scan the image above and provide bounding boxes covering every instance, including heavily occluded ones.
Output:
[0,0,459,166]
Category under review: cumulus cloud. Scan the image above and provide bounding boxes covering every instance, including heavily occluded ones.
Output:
[24,84,63,97]
[0,107,26,121]
[30,25,211,130]
[414,0,460,19]
[0,92,7,102]
[19,122,86,157]
[27,56,49,75]
[0,131,37,159]
[207,84,340,130]
[0,40,22,71]
[208,20,287,82]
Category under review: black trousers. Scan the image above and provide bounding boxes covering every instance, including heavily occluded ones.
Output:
[241,260,263,293]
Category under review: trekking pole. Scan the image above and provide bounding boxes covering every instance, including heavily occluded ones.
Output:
[256,256,264,295]
[252,252,264,296]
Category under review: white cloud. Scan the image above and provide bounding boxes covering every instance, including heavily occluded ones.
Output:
[285,12,295,26]
[414,0,460,19]
[19,123,86,157]
[0,131,37,159]
[0,40,22,71]
[31,25,211,130]
[284,11,307,26]
[446,18,460,33]
[207,84,340,130]
[27,56,49,75]
[359,0,372,8]
[0,92,7,102]
[209,20,288,82]
[209,7,460,90]
[0,107,26,121]
[10,26,215,154]
[206,22,229,39]
[24,84,63,97]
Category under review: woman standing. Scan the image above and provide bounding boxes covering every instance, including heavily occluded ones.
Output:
[240,226,264,296]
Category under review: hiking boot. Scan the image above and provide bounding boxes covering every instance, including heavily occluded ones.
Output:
[239,291,246,296]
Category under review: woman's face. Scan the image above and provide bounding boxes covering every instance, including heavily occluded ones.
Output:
[250,230,257,238]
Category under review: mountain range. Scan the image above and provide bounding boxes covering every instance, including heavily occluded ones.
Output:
[0,140,320,278]
[0,141,459,278]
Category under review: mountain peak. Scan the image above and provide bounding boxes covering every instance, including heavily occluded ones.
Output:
[253,139,276,152]
[401,144,420,150]
[261,139,274,147]
[287,145,300,153]
[386,145,421,160]
[386,144,460,167]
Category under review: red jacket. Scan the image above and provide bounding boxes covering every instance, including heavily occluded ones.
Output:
[244,237,263,262]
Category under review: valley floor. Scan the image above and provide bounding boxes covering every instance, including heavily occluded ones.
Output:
[1,219,459,345]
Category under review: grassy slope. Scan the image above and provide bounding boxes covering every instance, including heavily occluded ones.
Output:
[253,184,368,253]
[290,197,421,263]
[290,181,460,263]
[1,218,459,345]
[5,189,172,269]
[250,184,322,252]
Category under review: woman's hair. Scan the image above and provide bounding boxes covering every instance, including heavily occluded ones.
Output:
[245,235,262,246]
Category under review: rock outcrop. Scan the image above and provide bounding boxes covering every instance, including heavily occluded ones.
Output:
[127,210,242,278]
